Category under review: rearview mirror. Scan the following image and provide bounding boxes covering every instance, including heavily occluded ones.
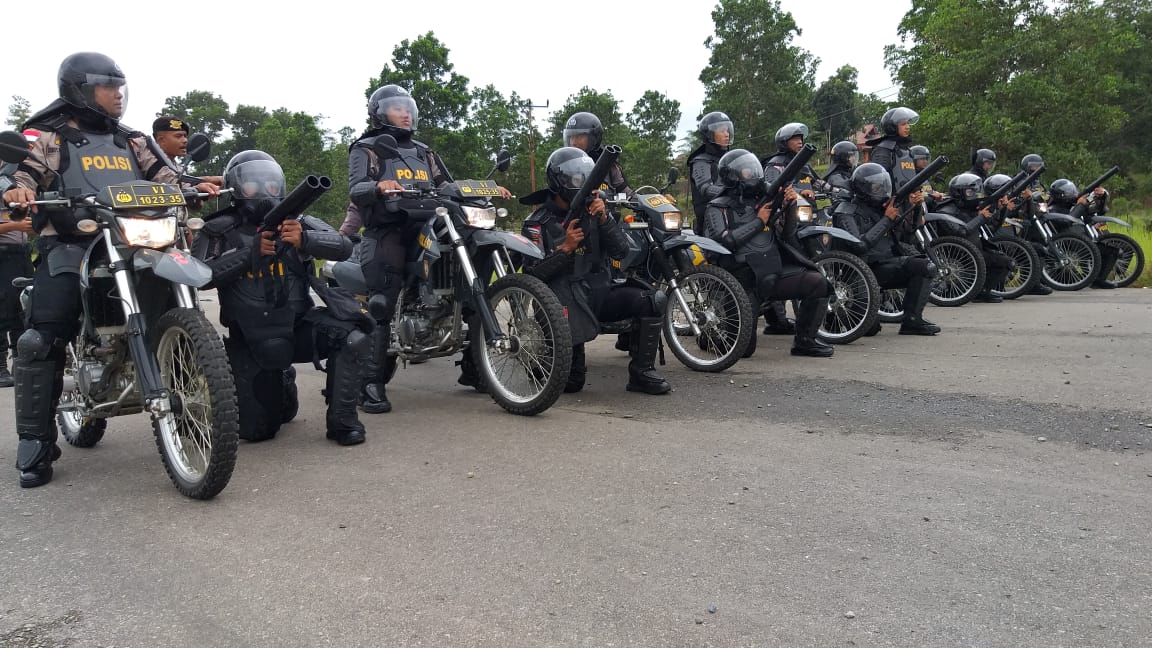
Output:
[0,131,31,164]
[667,167,680,184]
[186,133,211,163]
[372,134,400,160]
[496,149,512,173]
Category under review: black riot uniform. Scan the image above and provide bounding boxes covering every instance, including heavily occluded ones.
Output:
[1011,155,1056,295]
[687,111,734,218]
[701,149,834,358]
[832,163,941,336]
[192,152,369,445]
[0,159,34,389]
[935,173,1015,303]
[969,148,997,180]
[347,84,457,413]
[521,147,670,395]
[3,52,212,488]
[756,122,820,336]
[1047,179,1120,289]
[822,140,859,207]
[564,112,632,198]
[868,107,921,195]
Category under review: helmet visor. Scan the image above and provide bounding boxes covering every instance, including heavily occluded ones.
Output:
[374,95,419,131]
[890,107,919,127]
[84,74,128,117]
[857,167,892,200]
[553,155,595,191]
[231,160,285,200]
[705,120,733,144]
[728,151,763,188]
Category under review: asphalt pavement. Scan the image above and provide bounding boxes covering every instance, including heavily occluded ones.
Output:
[1,288,1150,647]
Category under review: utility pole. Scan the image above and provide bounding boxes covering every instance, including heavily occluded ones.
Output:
[525,99,549,192]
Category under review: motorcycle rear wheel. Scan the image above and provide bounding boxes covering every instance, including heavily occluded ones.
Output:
[151,307,239,500]
[473,273,572,416]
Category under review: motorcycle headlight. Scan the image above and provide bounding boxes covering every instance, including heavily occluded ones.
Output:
[462,206,497,229]
[1038,202,1048,213]
[662,211,682,231]
[117,216,177,249]
[797,204,814,222]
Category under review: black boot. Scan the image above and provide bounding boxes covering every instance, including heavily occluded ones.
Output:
[762,301,796,335]
[565,344,586,393]
[326,330,368,446]
[899,276,941,336]
[360,323,393,414]
[280,366,299,424]
[614,333,631,352]
[1028,283,1053,295]
[627,318,671,395]
[791,297,834,358]
[0,345,12,388]
[15,356,61,488]
[972,290,1003,303]
[864,321,882,336]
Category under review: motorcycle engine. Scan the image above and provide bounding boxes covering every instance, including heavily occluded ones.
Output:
[75,358,131,402]
[397,287,452,349]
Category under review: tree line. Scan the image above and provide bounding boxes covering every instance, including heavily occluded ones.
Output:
[7,0,1150,225]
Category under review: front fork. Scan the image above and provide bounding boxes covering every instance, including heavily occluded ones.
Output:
[648,231,701,336]
[438,208,506,346]
[103,229,169,407]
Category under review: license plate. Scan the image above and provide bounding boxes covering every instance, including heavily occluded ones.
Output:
[108,184,186,208]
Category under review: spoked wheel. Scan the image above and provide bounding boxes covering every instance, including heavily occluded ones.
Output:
[877,288,905,323]
[151,308,239,500]
[1097,233,1145,288]
[990,234,1040,299]
[56,342,107,448]
[473,273,572,416]
[662,265,754,372]
[927,236,987,307]
[815,251,879,344]
[1042,232,1101,291]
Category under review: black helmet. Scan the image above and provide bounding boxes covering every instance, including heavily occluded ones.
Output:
[58,52,127,118]
[948,173,985,207]
[1049,178,1078,205]
[224,150,286,207]
[368,84,419,138]
[563,112,603,152]
[717,149,765,198]
[971,148,997,174]
[851,163,893,204]
[830,141,859,168]
[545,146,595,202]
[880,107,919,136]
[910,145,930,162]
[1020,153,1044,173]
[774,122,809,152]
[983,173,1013,197]
[697,111,733,147]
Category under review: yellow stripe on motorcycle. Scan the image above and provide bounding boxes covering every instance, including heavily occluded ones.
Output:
[689,245,707,266]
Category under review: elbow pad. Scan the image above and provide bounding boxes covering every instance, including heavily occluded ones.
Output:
[207,249,252,287]
[528,252,573,284]
[302,229,353,262]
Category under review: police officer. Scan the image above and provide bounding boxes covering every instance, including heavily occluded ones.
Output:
[563,112,632,197]
[1014,154,1054,295]
[521,147,671,395]
[702,149,834,358]
[910,144,945,208]
[0,146,35,388]
[687,111,733,218]
[1046,178,1119,289]
[868,107,926,204]
[969,149,997,179]
[833,163,941,336]
[348,85,511,412]
[935,173,1015,303]
[151,116,223,187]
[756,122,822,336]
[822,140,859,206]
[192,151,369,445]
[2,52,219,488]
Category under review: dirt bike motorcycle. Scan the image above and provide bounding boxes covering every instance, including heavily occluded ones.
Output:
[324,137,571,416]
[602,168,753,372]
[0,130,238,500]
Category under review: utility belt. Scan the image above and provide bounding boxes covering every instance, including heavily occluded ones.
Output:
[0,243,32,256]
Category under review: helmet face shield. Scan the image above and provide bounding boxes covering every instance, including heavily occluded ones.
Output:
[373,95,419,132]
[546,147,595,202]
[852,163,893,202]
[227,159,286,201]
[719,150,764,193]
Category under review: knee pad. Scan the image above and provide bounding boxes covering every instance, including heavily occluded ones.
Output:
[755,274,780,301]
[16,329,55,361]
[367,294,391,321]
[343,328,370,355]
[645,289,668,317]
[250,337,295,371]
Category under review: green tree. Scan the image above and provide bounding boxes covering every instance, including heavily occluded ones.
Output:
[700,0,818,151]
[811,65,860,146]
[6,95,31,128]
[253,109,345,224]
[624,90,682,189]
[159,90,231,142]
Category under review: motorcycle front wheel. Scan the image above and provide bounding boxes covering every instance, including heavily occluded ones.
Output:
[473,273,572,416]
[1097,233,1145,288]
[989,234,1040,300]
[663,265,754,372]
[927,236,987,307]
[815,251,880,344]
[1042,232,1101,291]
[150,307,239,499]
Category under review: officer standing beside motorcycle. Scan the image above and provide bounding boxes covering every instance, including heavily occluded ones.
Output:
[192,151,369,445]
[348,84,512,413]
[822,140,859,207]
[867,107,927,211]
[521,147,671,395]
[910,145,945,208]
[1,52,219,488]
[687,111,734,219]
[151,116,223,187]
[702,149,834,358]
[833,163,941,336]
[0,151,35,389]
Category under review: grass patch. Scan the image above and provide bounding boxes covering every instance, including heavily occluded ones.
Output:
[1112,210,1151,288]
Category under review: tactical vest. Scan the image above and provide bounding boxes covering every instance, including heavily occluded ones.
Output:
[884,144,918,192]
[47,131,143,234]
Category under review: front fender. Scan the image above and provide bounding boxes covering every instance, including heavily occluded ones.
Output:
[133,248,213,288]
[663,234,731,256]
[1040,212,1083,225]
[472,229,543,259]
[924,212,966,228]
[796,225,861,244]
[1092,215,1130,228]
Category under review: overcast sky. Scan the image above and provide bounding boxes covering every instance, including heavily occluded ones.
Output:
[2,0,912,143]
